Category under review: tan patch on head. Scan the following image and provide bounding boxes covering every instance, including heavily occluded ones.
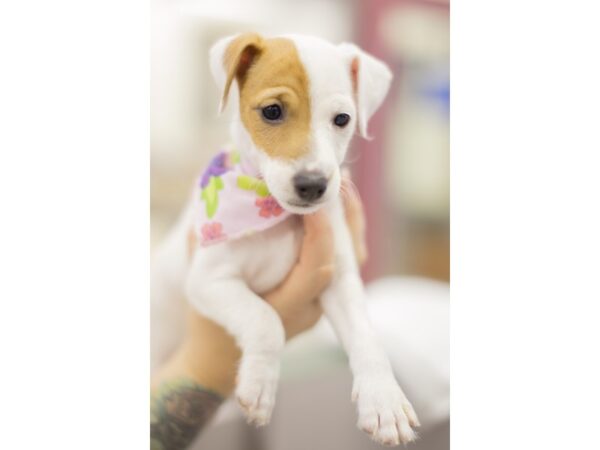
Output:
[222,34,311,160]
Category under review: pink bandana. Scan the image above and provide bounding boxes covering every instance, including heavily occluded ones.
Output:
[194,150,291,246]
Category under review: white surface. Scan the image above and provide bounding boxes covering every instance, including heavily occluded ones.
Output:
[279,276,450,429]
[366,277,449,428]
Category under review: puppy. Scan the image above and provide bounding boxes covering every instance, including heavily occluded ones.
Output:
[151,33,419,446]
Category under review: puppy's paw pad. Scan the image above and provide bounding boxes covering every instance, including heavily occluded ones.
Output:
[377,413,401,446]
[397,420,417,444]
[235,361,279,427]
[357,412,378,436]
[403,401,420,428]
[354,378,419,446]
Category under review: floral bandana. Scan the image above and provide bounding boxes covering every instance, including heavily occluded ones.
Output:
[194,149,291,246]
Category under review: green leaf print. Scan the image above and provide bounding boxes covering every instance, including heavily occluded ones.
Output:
[201,176,224,218]
[237,175,270,198]
[229,151,241,165]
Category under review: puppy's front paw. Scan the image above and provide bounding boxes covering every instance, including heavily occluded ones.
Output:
[235,356,280,426]
[353,375,420,446]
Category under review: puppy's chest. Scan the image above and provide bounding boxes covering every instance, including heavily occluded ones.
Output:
[235,216,303,294]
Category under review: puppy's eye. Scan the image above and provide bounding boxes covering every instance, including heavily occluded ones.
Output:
[261,104,283,122]
[333,113,351,128]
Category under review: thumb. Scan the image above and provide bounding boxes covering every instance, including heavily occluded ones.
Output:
[300,211,334,266]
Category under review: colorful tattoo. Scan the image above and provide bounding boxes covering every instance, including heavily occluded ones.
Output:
[151,379,222,450]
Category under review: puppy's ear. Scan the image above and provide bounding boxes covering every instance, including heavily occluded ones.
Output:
[209,32,264,113]
[338,43,393,139]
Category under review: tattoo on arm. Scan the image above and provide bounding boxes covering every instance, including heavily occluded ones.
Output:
[151,379,223,450]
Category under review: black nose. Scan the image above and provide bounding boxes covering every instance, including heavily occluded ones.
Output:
[293,171,328,202]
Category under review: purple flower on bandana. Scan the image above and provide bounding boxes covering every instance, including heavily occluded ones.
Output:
[255,196,284,218]
[201,222,225,242]
[200,152,231,188]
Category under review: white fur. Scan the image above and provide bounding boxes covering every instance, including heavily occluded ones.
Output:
[338,42,393,139]
[151,34,417,445]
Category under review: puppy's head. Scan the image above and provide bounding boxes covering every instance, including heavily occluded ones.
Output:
[210,33,392,214]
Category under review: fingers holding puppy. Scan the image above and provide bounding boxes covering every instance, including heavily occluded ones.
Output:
[299,210,336,290]
[265,210,334,338]
[341,174,368,267]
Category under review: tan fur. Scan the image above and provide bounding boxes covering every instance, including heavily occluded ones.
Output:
[350,57,360,125]
[222,34,311,160]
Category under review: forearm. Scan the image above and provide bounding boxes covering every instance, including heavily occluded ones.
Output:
[151,311,240,449]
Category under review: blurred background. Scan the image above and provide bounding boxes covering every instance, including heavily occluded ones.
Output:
[151,0,449,448]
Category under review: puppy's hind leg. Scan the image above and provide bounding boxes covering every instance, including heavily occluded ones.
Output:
[151,244,187,372]
[151,200,194,372]
[186,266,285,426]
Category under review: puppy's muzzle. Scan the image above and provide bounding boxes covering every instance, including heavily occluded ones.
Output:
[293,171,328,202]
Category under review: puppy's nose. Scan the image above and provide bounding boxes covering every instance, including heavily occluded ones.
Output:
[293,171,328,202]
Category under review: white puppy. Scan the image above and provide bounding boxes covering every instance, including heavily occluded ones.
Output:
[151,33,419,446]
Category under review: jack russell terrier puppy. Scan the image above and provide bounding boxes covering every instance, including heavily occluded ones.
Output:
[151,32,419,446]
